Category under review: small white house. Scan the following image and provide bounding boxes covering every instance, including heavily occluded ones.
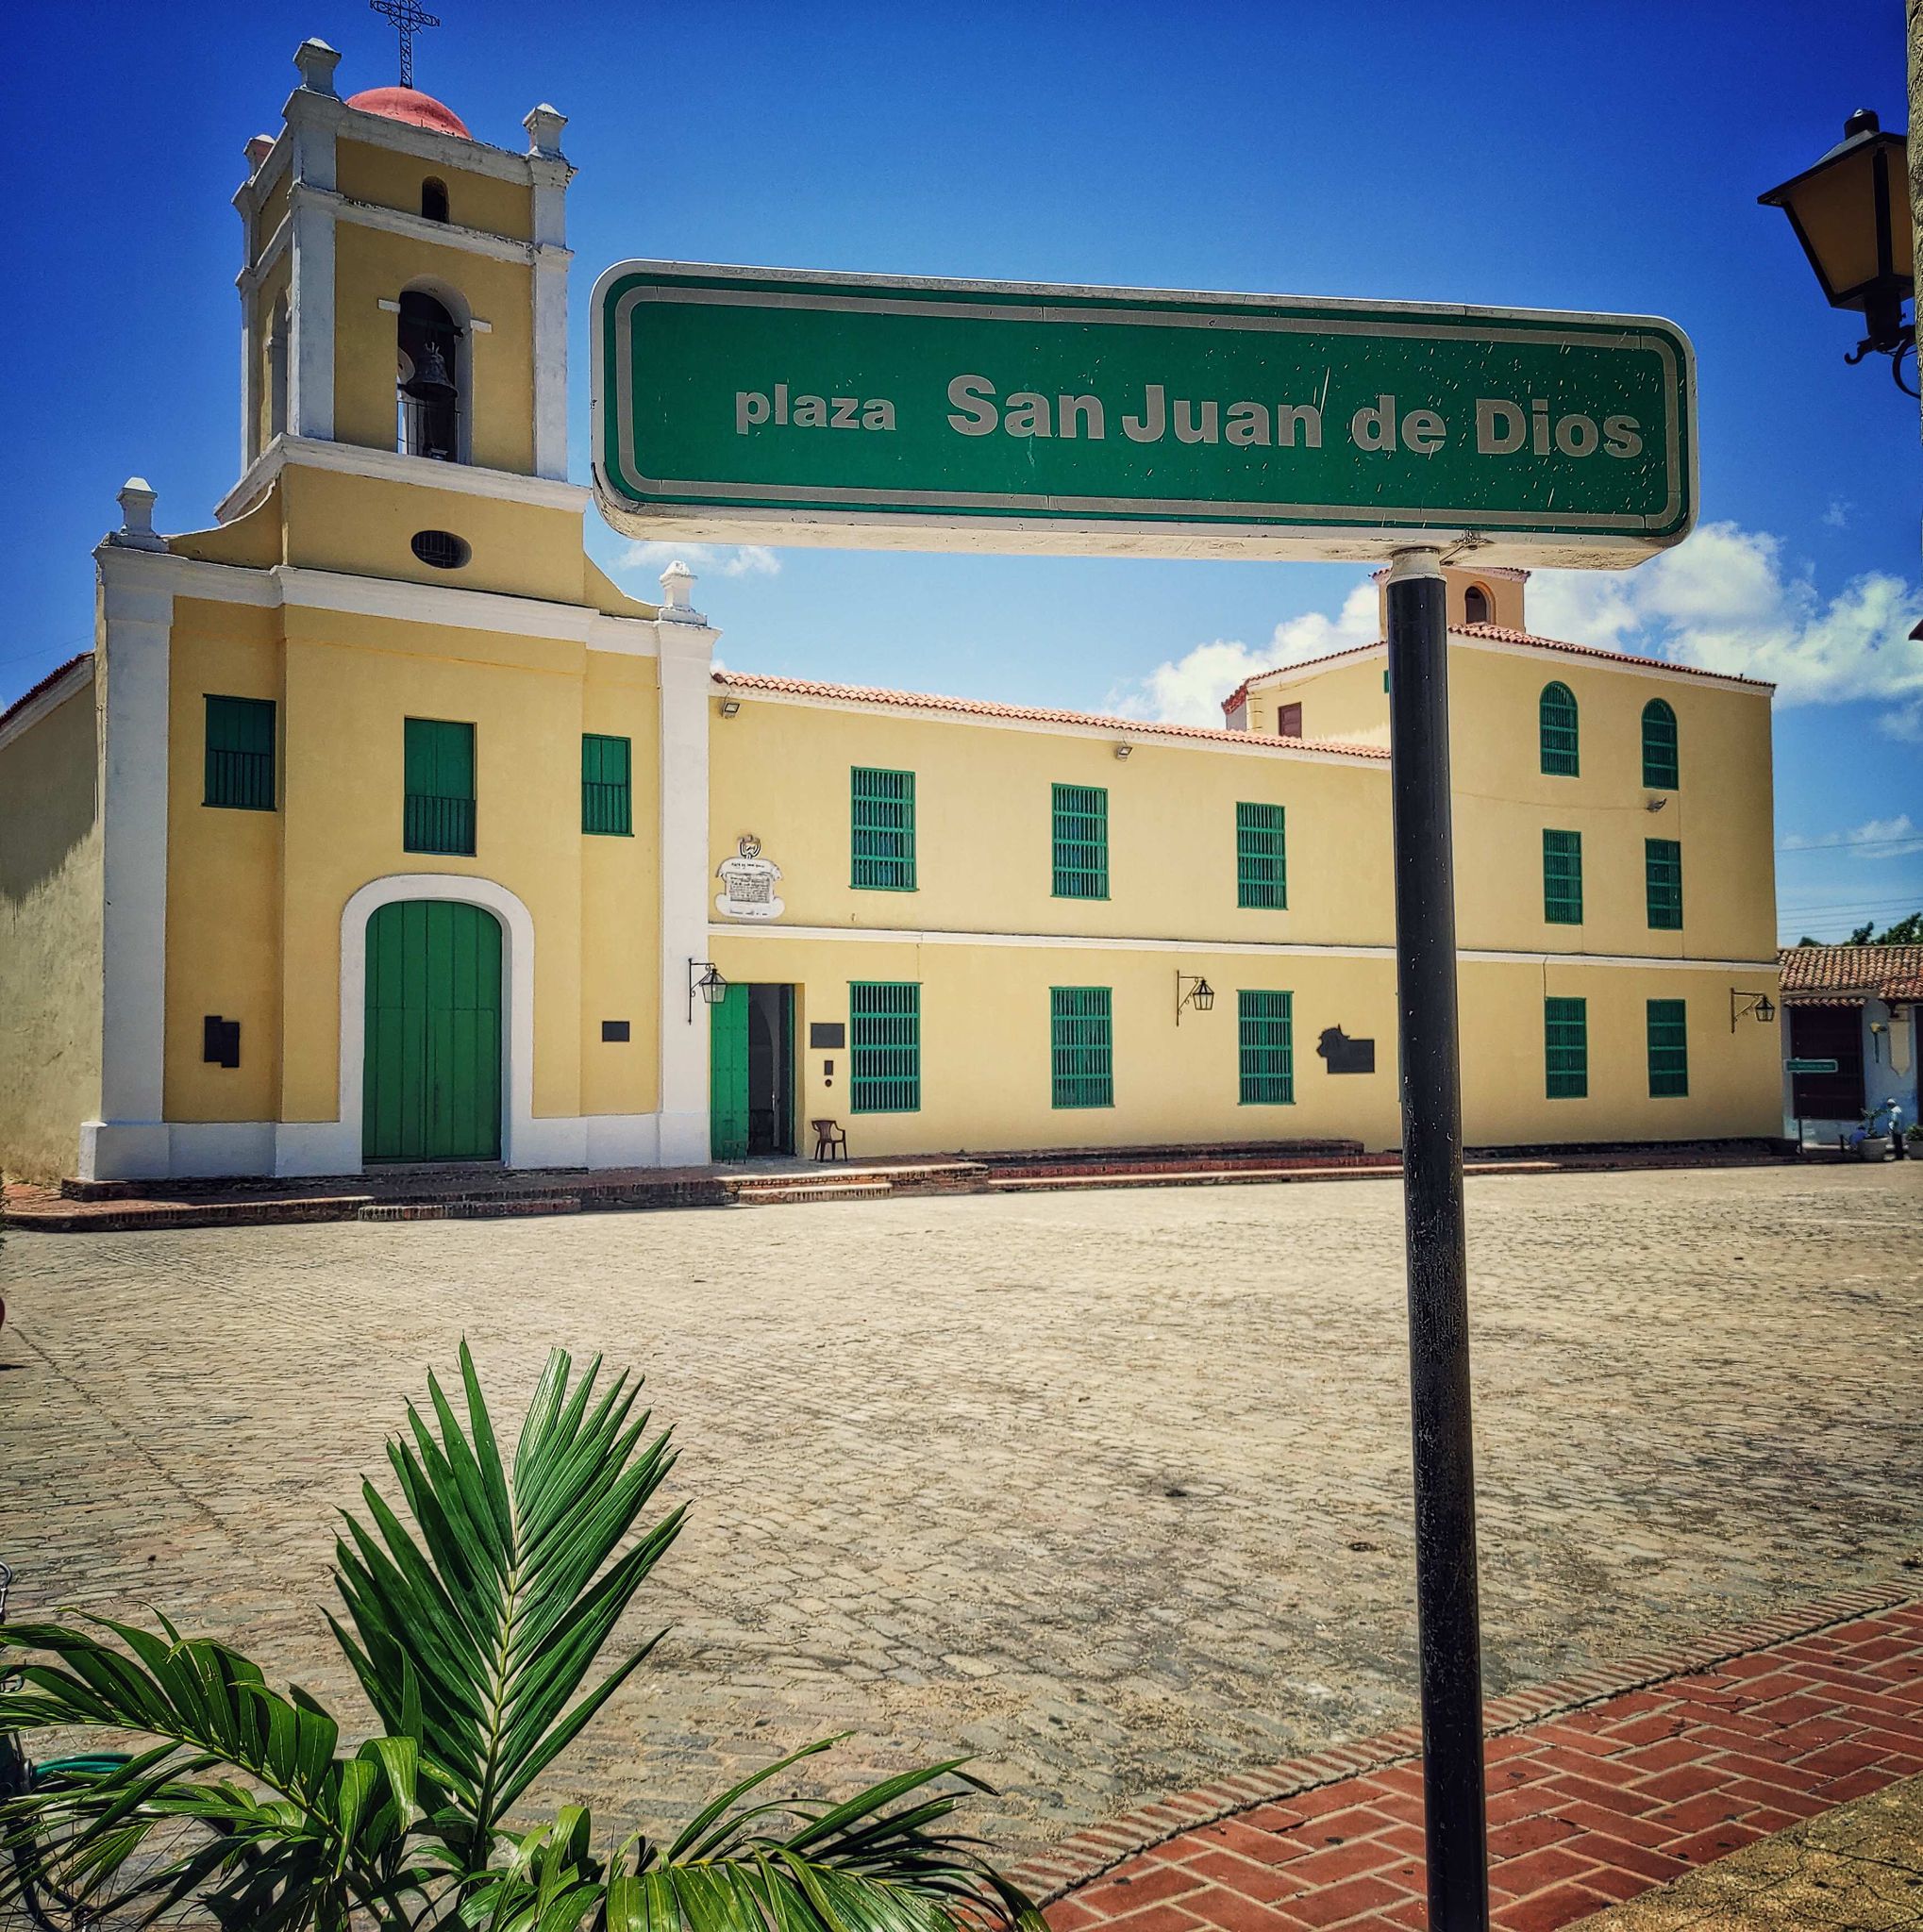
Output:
[1778,944,1922,1139]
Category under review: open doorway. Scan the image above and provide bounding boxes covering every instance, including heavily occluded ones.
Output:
[711,982,795,1159]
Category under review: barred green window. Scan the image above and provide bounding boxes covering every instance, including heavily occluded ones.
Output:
[1051,986,1113,1108]
[851,766,916,890]
[1646,838,1683,929]
[1641,698,1679,790]
[1539,681,1580,775]
[581,733,632,836]
[1051,783,1109,899]
[849,982,920,1113]
[1647,999,1689,1098]
[1238,990,1295,1105]
[404,717,476,856]
[1236,802,1287,909]
[1543,829,1583,924]
[1545,996,1588,1099]
[204,695,276,810]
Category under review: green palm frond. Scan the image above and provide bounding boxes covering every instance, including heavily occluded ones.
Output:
[330,1342,685,1859]
[0,1616,432,1928]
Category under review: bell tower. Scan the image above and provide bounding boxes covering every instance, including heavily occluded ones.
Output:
[220,37,586,598]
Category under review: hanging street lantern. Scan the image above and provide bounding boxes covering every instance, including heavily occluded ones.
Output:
[1175,972,1215,1025]
[1759,108,1916,395]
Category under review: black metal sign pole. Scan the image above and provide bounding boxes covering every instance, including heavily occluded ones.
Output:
[1384,548,1490,1931]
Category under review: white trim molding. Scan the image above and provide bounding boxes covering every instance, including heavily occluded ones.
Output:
[0,656,92,755]
[217,433,590,523]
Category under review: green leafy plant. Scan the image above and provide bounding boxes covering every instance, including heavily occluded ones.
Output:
[0,1345,1044,1931]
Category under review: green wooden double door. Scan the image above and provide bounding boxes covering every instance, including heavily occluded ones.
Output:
[710,983,794,1160]
[363,901,503,1162]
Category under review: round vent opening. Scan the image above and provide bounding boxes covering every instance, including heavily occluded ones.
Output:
[410,529,471,570]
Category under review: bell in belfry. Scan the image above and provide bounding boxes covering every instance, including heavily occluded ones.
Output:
[401,337,457,404]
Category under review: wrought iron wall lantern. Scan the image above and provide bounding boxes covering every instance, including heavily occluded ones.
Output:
[1175,972,1215,1025]
[1760,108,1916,396]
[688,958,728,1022]
[1730,989,1778,1031]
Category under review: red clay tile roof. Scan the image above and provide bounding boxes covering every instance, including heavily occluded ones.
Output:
[1778,944,1923,1003]
[1221,624,1774,717]
[0,652,92,736]
[712,670,1390,759]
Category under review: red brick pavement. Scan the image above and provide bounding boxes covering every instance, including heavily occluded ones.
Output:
[1028,1590,1923,1932]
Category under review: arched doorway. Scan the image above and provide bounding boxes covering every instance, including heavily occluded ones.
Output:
[362,900,503,1161]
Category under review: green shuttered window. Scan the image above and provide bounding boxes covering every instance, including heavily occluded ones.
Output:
[1545,996,1588,1099]
[1236,802,1287,909]
[1051,987,1113,1108]
[1238,990,1295,1105]
[1647,999,1689,1098]
[404,717,476,856]
[1642,698,1679,790]
[1539,681,1580,775]
[851,766,916,890]
[204,695,276,810]
[1646,838,1683,928]
[581,733,632,836]
[1543,829,1583,924]
[849,981,920,1112]
[1052,783,1109,899]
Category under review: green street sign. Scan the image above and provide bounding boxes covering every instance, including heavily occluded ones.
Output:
[1786,1058,1841,1074]
[592,263,1696,565]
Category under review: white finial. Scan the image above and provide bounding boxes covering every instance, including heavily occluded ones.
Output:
[110,478,167,553]
[658,559,706,625]
[293,38,341,96]
[524,104,568,158]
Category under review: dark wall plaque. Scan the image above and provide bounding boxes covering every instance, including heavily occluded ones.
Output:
[203,1015,241,1069]
[1316,1025,1376,1074]
[602,1020,631,1042]
[810,1022,846,1049]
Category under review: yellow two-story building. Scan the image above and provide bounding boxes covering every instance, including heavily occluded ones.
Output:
[0,40,1783,1184]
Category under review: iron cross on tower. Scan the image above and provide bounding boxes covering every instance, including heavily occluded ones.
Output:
[371,0,441,89]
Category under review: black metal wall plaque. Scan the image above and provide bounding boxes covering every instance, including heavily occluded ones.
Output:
[203,1015,241,1069]
[601,1020,630,1041]
[1317,1025,1376,1074]
[810,1022,846,1049]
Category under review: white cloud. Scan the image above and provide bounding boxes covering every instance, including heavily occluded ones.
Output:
[1781,814,1923,859]
[1527,522,1923,737]
[1109,580,1379,726]
[1822,498,1851,529]
[614,540,781,581]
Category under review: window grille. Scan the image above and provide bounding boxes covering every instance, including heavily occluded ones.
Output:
[1543,829,1584,924]
[1238,991,1295,1105]
[203,695,276,811]
[1545,996,1588,1098]
[1647,999,1689,1097]
[1051,986,1113,1108]
[1236,801,1287,909]
[581,734,632,836]
[1646,838,1683,929]
[404,717,477,855]
[850,981,920,1112]
[1051,784,1109,899]
[1539,681,1580,775]
[851,766,916,890]
[1642,698,1679,790]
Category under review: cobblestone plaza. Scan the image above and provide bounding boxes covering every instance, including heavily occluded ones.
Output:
[2,1167,1918,1857]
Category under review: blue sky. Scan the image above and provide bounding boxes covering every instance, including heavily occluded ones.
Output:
[7,0,1918,941]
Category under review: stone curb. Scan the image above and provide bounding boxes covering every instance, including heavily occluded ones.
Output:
[1007,1579,1913,1903]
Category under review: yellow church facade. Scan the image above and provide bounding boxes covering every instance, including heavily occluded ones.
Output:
[0,41,1784,1185]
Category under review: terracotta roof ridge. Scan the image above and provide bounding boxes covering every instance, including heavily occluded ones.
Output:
[711,668,1390,758]
[0,651,92,737]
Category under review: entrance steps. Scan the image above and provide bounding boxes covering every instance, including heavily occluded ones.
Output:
[727,1175,895,1207]
[359,1193,583,1223]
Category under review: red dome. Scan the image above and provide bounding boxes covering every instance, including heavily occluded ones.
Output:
[344,86,472,140]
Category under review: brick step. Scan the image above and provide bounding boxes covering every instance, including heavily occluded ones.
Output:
[730,1179,895,1205]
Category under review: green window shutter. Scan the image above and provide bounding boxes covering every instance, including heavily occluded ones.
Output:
[1647,998,1689,1098]
[204,695,276,810]
[1050,986,1113,1108]
[1236,801,1287,909]
[1238,991,1295,1105]
[581,733,632,836]
[849,981,920,1112]
[1539,681,1580,775]
[1641,698,1679,790]
[1545,996,1588,1099]
[1543,829,1583,924]
[404,717,477,855]
[1646,838,1683,929]
[1051,783,1109,899]
[851,766,917,890]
